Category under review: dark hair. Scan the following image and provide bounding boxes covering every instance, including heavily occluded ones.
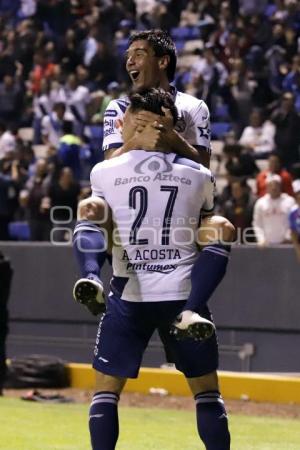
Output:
[128,29,177,82]
[62,120,74,134]
[129,88,178,125]
[0,121,7,133]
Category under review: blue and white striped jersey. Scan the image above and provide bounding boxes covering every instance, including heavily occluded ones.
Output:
[102,89,211,154]
[91,150,215,302]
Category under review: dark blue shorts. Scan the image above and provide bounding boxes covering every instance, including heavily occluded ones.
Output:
[93,294,218,379]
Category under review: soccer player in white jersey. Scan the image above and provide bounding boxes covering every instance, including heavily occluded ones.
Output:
[87,88,230,450]
[73,30,234,324]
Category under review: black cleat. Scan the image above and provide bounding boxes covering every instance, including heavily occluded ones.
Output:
[170,310,215,341]
[73,278,105,316]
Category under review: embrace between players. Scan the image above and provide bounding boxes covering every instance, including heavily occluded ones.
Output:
[72,30,234,450]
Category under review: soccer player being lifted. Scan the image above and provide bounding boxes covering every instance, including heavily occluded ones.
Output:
[73,29,234,336]
[87,88,231,450]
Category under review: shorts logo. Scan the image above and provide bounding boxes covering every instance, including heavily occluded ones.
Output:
[99,356,109,363]
[134,155,173,174]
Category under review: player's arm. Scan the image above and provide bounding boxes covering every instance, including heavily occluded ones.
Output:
[134,101,211,167]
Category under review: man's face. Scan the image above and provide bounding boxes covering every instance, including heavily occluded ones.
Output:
[268,155,281,173]
[267,180,281,198]
[126,40,165,90]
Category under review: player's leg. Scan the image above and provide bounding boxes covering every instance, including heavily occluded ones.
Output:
[89,371,126,450]
[91,294,156,449]
[72,197,112,315]
[171,216,235,340]
[163,311,230,450]
[187,372,231,450]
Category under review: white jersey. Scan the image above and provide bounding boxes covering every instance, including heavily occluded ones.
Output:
[253,193,296,244]
[91,151,215,302]
[102,88,211,154]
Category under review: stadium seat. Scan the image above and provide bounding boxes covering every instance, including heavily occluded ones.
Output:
[8,222,30,241]
[174,40,185,53]
[211,122,232,139]
[214,103,230,121]
[183,39,204,53]
[171,27,200,41]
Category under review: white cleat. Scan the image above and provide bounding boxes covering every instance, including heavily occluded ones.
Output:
[170,310,215,341]
[73,278,105,316]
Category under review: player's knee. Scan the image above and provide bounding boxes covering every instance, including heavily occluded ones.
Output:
[187,371,219,396]
[77,197,107,222]
[219,217,235,243]
[94,371,126,395]
[200,216,235,244]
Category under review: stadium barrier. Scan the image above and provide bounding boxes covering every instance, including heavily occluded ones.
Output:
[67,363,300,405]
[1,242,300,373]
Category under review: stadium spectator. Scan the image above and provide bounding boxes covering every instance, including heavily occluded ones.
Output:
[88,41,118,91]
[41,102,74,148]
[220,178,256,243]
[228,58,254,135]
[57,28,80,74]
[0,158,20,240]
[271,92,300,169]
[289,179,300,261]
[57,121,82,179]
[239,108,276,158]
[63,74,91,137]
[25,158,53,241]
[282,54,300,111]
[48,167,80,242]
[30,51,57,95]
[190,44,236,117]
[256,152,294,197]
[0,122,16,160]
[253,174,296,245]
[32,79,53,144]
[0,75,22,126]
[223,138,259,178]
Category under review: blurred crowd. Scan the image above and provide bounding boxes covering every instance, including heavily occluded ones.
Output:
[0,0,300,244]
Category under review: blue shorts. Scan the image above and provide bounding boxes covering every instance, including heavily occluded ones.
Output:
[93,294,218,379]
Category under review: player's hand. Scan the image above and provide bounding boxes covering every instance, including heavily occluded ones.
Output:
[134,108,174,133]
[131,123,167,152]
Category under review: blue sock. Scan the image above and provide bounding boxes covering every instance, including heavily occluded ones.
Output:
[89,391,119,450]
[184,243,231,312]
[73,220,107,281]
[195,390,230,450]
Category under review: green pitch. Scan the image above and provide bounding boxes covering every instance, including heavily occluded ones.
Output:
[1,398,300,450]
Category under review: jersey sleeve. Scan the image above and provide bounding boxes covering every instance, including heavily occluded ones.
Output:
[90,164,105,198]
[102,99,126,153]
[187,100,211,153]
[201,171,216,214]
